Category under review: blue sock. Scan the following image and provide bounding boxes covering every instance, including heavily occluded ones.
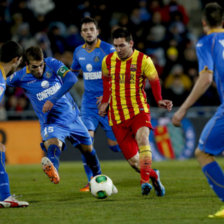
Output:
[109,145,121,152]
[82,148,101,177]
[202,161,224,201]
[47,145,61,171]
[0,151,10,201]
[81,154,93,182]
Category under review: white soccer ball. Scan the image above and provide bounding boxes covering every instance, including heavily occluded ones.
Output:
[90,174,118,199]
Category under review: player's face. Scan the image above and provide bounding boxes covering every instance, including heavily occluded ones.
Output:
[81,22,99,45]
[113,38,134,60]
[28,60,45,79]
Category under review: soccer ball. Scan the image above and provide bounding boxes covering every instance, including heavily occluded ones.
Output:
[90,174,118,199]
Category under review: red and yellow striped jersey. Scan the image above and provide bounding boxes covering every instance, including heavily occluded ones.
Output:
[102,49,159,126]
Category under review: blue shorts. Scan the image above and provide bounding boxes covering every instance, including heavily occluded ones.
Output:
[81,108,116,141]
[41,116,92,147]
[198,105,224,155]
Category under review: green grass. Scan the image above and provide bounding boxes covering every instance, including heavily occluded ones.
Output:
[0,159,224,224]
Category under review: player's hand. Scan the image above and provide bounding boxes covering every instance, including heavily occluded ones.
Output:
[98,102,108,117]
[42,100,54,113]
[96,96,103,105]
[172,108,187,127]
[158,100,173,111]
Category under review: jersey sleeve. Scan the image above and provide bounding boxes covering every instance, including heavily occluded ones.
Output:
[143,55,158,80]
[196,39,213,73]
[102,56,109,76]
[6,70,23,87]
[70,48,81,76]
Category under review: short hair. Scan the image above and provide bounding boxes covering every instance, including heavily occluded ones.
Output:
[25,46,44,64]
[112,27,133,42]
[0,41,23,63]
[80,17,98,29]
[203,2,224,27]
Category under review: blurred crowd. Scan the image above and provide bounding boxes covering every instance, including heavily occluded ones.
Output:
[0,0,221,120]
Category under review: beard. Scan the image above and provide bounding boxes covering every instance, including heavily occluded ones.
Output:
[86,38,97,46]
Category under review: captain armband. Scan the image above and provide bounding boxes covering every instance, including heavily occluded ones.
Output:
[57,66,70,77]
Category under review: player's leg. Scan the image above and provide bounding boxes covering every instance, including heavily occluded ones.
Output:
[69,116,101,185]
[195,113,224,218]
[133,113,165,196]
[79,112,99,191]
[99,114,121,152]
[0,143,29,208]
[0,143,10,201]
[40,138,62,184]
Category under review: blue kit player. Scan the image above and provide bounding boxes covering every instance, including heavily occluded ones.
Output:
[172,3,224,218]
[0,41,29,208]
[7,46,101,185]
[71,17,121,192]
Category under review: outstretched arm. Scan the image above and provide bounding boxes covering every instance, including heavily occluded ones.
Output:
[172,69,213,126]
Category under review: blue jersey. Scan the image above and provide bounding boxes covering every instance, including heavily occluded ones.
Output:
[7,57,79,126]
[196,29,224,104]
[0,65,6,102]
[71,39,115,109]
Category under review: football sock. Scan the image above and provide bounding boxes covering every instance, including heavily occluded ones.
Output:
[202,161,224,201]
[82,148,101,177]
[149,169,158,180]
[139,145,152,184]
[0,151,10,201]
[47,145,61,171]
[81,153,93,182]
[109,145,121,152]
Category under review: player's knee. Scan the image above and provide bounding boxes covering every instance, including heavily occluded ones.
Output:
[0,143,5,152]
[195,148,205,160]
[44,138,63,150]
[80,144,92,153]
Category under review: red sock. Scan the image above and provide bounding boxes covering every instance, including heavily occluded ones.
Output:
[139,145,152,184]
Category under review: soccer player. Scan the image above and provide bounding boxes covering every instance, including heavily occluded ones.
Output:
[7,46,101,186]
[0,41,29,208]
[71,17,121,192]
[98,27,173,196]
[172,3,224,218]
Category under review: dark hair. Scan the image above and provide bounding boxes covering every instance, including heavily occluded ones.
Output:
[203,2,224,27]
[80,17,98,29]
[0,41,23,63]
[112,27,133,42]
[25,46,44,64]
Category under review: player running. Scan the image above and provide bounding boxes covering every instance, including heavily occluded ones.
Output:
[7,46,101,185]
[99,27,173,196]
[71,17,121,192]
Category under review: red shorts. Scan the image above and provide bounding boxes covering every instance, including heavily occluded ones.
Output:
[112,112,152,160]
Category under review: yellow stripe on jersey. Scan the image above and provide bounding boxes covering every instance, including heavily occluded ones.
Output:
[130,52,140,116]
[142,55,158,80]
[0,64,6,80]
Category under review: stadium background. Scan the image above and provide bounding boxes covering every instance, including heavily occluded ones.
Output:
[0,0,222,164]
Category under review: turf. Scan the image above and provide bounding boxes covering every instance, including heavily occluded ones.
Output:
[1,158,224,224]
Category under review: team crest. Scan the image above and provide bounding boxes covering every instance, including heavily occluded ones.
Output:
[130,64,137,71]
[46,72,52,78]
[94,56,100,62]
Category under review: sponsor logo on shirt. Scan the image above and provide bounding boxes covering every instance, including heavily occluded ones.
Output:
[36,83,60,101]
[41,80,49,88]
[83,71,102,80]
[79,57,85,60]
[86,64,93,72]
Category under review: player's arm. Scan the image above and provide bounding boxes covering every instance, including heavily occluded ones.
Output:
[98,56,111,116]
[42,65,77,113]
[144,56,172,111]
[70,48,81,77]
[172,67,213,126]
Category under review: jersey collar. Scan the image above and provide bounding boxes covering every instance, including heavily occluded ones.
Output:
[208,28,224,34]
[82,39,101,52]
[0,64,6,80]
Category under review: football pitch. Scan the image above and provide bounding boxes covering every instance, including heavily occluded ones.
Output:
[1,158,224,224]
